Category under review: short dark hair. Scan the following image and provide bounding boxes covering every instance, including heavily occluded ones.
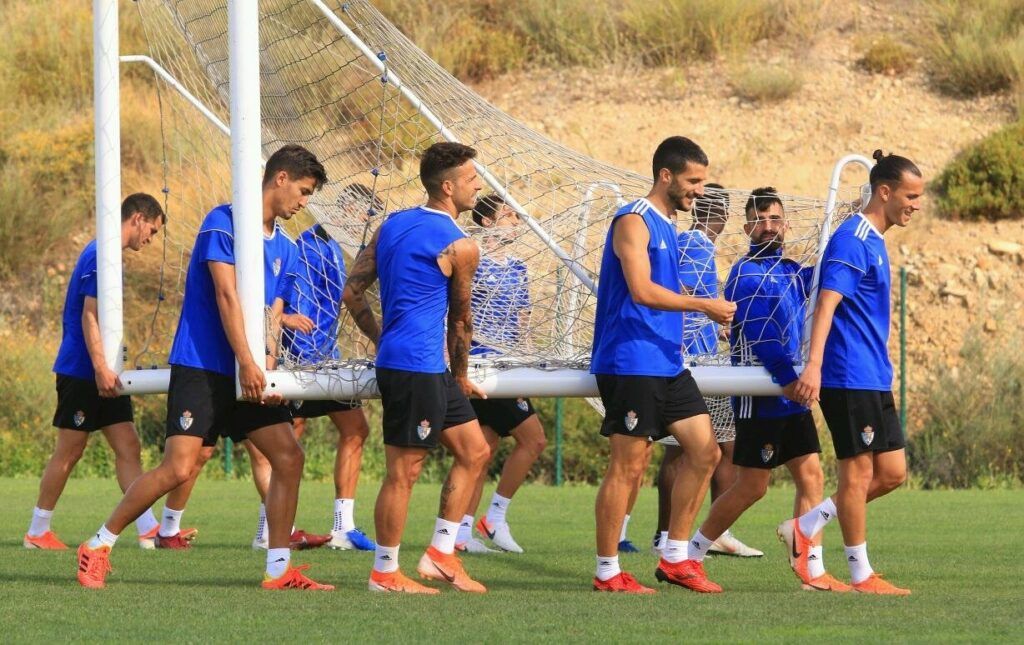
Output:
[339,182,384,216]
[869,149,921,190]
[262,144,327,190]
[121,192,165,224]
[420,142,477,196]
[744,186,784,220]
[694,182,728,221]
[652,136,708,181]
[471,193,506,226]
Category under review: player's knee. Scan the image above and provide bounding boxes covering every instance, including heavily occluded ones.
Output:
[274,443,306,478]
[796,467,825,498]
[878,468,906,493]
[466,439,491,471]
[167,461,193,486]
[56,443,87,467]
[111,435,142,461]
[692,442,721,474]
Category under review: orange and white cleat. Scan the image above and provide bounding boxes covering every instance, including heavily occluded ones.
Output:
[655,558,723,593]
[416,546,487,593]
[24,531,68,550]
[154,533,192,550]
[261,564,334,591]
[369,569,440,594]
[289,529,331,550]
[76,543,112,589]
[852,573,911,596]
[179,527,199,542]
[592,571,656,594]
[803,572,853,592]
[777,519,814,584]
[139,526,198,550]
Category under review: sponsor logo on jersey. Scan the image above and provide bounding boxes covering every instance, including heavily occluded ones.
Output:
[761,443,775,463]
[624,410,639,431]
[73,410,86,427]
[417,419,431,440]
[272,258,282,276]
[179,410,193,431]
[516,398,529,412]
[861,425,875,446]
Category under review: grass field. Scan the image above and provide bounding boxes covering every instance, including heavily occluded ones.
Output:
[2,478,1022,643]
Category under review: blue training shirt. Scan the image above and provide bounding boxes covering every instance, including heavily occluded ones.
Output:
[592,198,683,377]
[677,228,719,357]
[819,213,893,391]
[726,245,814,419]
[470,255,531,357]
[283,225,346,363]
[53,240,100,380]
[375,205,468,373]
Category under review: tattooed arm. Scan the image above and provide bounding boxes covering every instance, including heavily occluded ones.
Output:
[341,228,381,347]
[441,237,486,398]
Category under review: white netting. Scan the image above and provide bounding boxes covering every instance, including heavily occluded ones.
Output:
[121,0,858,396]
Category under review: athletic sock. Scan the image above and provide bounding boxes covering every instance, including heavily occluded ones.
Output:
[457,514,474,544]
[619,514,631,542]
[807,545,826,579]
[159,507,184,537]
[798,497,838,538]
[485,493,511,526]
[28,507,53,537]
[845,542,873,584]
[430,517,460,554]
[374,544,399,573]
[254,503,267,543]
[87,524,119,550]
[135,508,160,536]
[657,530,668,552]
[333,498,355,533]
[684,531,714,562]
[266,547,290,579]
[595,554,621,582]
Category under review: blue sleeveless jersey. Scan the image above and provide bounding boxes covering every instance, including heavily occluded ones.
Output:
[375,206,468,373]
[591,198,683,376]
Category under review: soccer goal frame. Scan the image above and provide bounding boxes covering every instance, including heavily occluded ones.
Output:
[93,0,873,401]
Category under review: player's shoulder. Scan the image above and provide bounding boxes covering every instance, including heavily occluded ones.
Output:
[200,203,234,234]
[615,198,652,219]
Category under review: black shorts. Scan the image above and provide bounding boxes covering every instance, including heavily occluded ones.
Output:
[596,370,709,441]
[165,365,293,447]
[288,398,361,419]
[52,374,133,432]
[819,388,905,460]
[376,367,477,448]
[471,397,536,437]
[733,412,821,469]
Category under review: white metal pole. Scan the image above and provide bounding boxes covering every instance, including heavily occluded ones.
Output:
[228,0,266,397]
[94,0,124,374]
[120,55,231,137]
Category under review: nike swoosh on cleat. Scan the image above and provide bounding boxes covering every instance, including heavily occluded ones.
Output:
[432,561,456,583]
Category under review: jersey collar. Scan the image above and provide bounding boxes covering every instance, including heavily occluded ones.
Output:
[636,197,673,225]
[856,212,882,238]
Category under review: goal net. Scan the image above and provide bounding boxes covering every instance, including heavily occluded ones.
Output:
[116,0,860,399]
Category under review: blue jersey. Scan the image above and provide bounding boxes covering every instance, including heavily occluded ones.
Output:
[470,255,530,357]
[592,198,683,377]
[818,213,893,390]
[284,225,346,362]
[726,246,814,419]
[169,204,298,376]
[375,206,467,373]
[677,228,719,357]
[53,240,100,380]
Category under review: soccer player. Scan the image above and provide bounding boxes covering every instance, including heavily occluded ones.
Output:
[26,194,169,551]
[344,142,491,594]
[452,194,547,555]
[76,145,333,591]
[591,136,735,594]
[788,151,922,595]
[675,187,848,592]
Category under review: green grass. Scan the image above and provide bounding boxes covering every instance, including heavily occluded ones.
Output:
[2,478,1022,642]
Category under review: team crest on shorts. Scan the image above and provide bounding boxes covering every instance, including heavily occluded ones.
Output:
[516,398,529,412]
[293,400,304,410]
[73,410,86,427]
[861,425,875,446]
[179,410,194,431]
[624,410,638,431]
[417,419,431,440]
[761,443,775,463]
[272,258,282,276]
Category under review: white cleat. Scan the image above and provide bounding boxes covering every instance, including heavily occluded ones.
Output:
[251,537,268,550]
[456,537,497,554]
[708,530,763,557]
[475,517,524,554]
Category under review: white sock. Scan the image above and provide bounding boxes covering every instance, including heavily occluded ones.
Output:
[374,544,399,573]
[808,545,826,579]
[254,504,267,543]
[135,508,160,536]
[685,531,714,562]
[798,497,838,538]
[28,507,53,537]
[159,507,184,537]
[87,524,119,549]
[457,514,474,544]
[657,531,668,551]
[619,514,631,542]
[595,554,621,581]
[266,547,290,579]
[485,493,511,526]
[333,498,355,533]
[845,542,873,584]
[430,517,460,554]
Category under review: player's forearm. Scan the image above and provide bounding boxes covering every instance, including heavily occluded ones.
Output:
[631,281,713,313]
[447,315,472,379]
[342,287,380,345]
[214,290,259,369]
[81,303,110,373]
[805,293,841,366]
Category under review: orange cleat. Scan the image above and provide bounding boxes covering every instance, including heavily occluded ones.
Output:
[261,564,334,591]
[155,533,192,550]
[139,526,197,550]
[803,572,853,592]
[777,519,814,584]
[76,543,112,589]
[592,571,656,594]
[24,531,68,550]
[290,529,331,550]
[655,558,723,593]
[852,573,911,596]
[179,527,199,542]
[417,546,487,593]
[368,569,440,594]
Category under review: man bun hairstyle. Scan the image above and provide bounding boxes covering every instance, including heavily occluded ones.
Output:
[262,144,328,190]
[121,192,165,224]
[652,136,708,181]
[744,186,783,220]
[472,193,506,226]
[869,149,921,190]
[694,182,729,221]
[420,142,477,196]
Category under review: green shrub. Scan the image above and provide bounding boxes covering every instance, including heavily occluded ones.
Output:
[859,36,916,75]
[932,120,1024,221]
[729,64,803,103]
